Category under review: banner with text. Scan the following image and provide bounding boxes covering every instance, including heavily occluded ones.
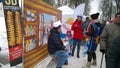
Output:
[3,0,23,66]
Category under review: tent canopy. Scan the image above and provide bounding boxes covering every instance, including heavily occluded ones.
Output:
[57,6,74,15]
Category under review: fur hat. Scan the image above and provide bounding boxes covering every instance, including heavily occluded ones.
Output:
[53,20,62,28]
[90,13,100,20]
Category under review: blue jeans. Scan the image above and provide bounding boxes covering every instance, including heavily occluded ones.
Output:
[54,50,68,67]
[72,39,81,56]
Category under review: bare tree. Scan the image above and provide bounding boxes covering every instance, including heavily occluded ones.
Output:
[42,0,90,15]
[84,0,90,15]
[115,0,120,12]
[69,0,84,8]
[100,0,120,21]
[69,0,90,15]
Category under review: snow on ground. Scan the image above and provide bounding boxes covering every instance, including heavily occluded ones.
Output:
[46,44,106,68]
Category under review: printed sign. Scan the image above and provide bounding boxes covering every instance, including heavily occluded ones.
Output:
[3,0,23,66]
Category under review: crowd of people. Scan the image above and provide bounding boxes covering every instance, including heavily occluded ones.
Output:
[47,12,120,68]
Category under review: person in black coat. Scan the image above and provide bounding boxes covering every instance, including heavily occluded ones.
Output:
[48,21,68,68]
[106,35,120,68]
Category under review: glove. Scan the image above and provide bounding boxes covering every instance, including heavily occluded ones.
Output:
[85,38,89,42]
[95,36,100,44]
[100,49,106,54]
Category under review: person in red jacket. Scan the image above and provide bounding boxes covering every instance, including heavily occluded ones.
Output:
[71,15,84,58]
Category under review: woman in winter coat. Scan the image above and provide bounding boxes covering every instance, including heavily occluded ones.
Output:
[71,15,84,58]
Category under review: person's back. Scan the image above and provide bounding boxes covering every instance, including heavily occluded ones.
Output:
[106,35,120,68]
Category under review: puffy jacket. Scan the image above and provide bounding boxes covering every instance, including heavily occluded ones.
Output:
[100,23,120,54]
[48,28,65,55]
[106,36,120,68]
[71,20,84,40]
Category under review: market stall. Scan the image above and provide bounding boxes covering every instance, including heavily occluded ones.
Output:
[24,0,61,68]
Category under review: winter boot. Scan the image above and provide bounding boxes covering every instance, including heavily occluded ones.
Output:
[71,53,74,56]
[77,55,80,58]
[82,62,91,68]
[64,60,68,65]
[91,60,97,66]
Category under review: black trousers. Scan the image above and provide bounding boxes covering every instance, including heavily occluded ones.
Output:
[87,51,96,62]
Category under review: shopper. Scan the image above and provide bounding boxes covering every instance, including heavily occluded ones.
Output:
[48,21,68,68]
[71,15,84,58]
[100,12,120,63]
[82,13,100,68]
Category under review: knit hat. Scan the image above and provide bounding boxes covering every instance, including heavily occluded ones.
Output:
[66,31,72,38]
[90,13,100,20]
[77,15,83,18]
[53,20,62,28]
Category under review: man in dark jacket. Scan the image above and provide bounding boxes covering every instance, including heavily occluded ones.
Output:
[48,21,68,68]
[106,35,120,68]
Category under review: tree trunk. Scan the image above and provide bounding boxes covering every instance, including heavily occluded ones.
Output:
[58,0,60,7]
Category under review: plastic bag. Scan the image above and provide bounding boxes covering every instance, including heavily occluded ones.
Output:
[82,43,88,57]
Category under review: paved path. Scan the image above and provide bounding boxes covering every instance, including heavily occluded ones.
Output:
[46,45,106,68]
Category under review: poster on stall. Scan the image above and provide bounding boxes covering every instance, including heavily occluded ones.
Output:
[24,9,37,52]
[39,14,56,45]
[38,13,56,46]
[3,0,23,66]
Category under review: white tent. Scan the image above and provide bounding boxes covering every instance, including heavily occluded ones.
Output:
[57,6,74,15]
[57,6,74,34]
